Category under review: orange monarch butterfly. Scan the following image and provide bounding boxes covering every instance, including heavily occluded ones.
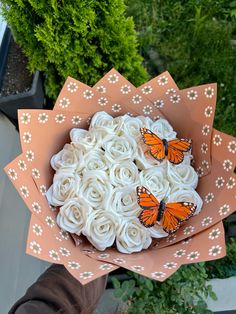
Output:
[140,128,192,165]
[137,186,196,234]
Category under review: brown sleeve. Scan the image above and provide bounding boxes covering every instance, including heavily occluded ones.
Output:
[8,264,107,314]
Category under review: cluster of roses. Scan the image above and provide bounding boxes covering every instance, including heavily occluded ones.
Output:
[46,112,202,254]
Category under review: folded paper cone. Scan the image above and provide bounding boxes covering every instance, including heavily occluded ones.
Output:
[4,69,236,284]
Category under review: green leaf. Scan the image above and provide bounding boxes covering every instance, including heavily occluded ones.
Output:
[111,277,120,289]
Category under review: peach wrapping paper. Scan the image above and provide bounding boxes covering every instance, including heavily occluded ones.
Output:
[4,69,236,285]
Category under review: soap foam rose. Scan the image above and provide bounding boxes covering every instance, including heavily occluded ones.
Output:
[83,149,108,172]
[167,163,198,189]
[150,118,177,140]
[109,161,140,187]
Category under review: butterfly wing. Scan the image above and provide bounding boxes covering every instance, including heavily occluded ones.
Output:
[162,202,196,234]
[137,186,159,227]
[140,128,165,161]
[167,139,192,165]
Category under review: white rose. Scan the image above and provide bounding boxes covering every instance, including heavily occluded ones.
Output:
[83,210,118,251]
[116,218,152,254]
[83,149,108,172]
[121,115,152,139]
[167,163,198,189]
[168,187,203,215]
[111,187,141,218]
[79,170,112,208]
[109,161,140,187]
[103,135,137,163]
[57,197,92,235]
[90,111,114,129]
[150,118,177,140]
[140,167,170,200]
[148,224,169,238]
[46,170,80,206]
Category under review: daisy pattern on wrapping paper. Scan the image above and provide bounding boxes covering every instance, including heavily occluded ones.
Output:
[26,150,34,161]
[80,272,94,280]
[96,85,106,93]
[120,84,131,94]
[20,112,31,124]
[187,90,198,100]
[205,106,213,118]
[163,262,178,269]
[204,192,214,203]
[99,264,114,271]
[228,141,236,154]
[132,94,142,104]
[170,94,181,104]
[30,241,42,254]
[112,104,122,113]
[141,85,153,95]
[215,177,225,188]
[130,265,145,272]
[219,204,230,216]
[22,132,32,143]
[226,177,236,189]
[71,116,82,125]
[157,75,168,86]
[201,216,213,227]
[55,114,66,124]
[59,229,70,240]
[32,168,40,179]
[45,216,55,228]
[38,113,49,124]
[20,185,29,198]
[39,185,47,195]
[223,159,233,172]
[166,234,177,243]
[98,253,110,259]
[8,168,18,181]
[83,90,94,99]
[59,247,71,257]
[183,225,195,235]
[173,249,186,258]
[32,202,41,214]
[202,124,210,136]
[98,97,108,106]
[209,245,222,256]
[204,87,214,98]
[67,82,78,93]
[213,134,222,146]
[113,258,126,264]
[59,97,70,109]
[182,237,192,245]
[201,143,208,154]
[143,105,153,115]
[166,88,176,95]
[32,224,43,236]
[153,99,164,108]
[18,160,27,171]
[187,251,200,261]
[151,271,166,279]
[196,166,204,177]
[209,228,221,240]
[108,73,119,84]
[202,160,210,169]
[68,261,81,269]
[49,250,60,261]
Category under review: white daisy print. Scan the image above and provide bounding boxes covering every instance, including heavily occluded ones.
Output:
[163,262,178,269]
[223,159,233,172]
[18,160,27,171]
[83,89,94,99]
[213,134,222,146]
[98,97,108,106]
[153,115,161,120]
[219,204,230,216]
[166,88,176,95]
[59,229,70,240]
[204,87,214,98]
[8,168,18,180]
[113,258,126,264]
[126,112,134,117]
[209,228,221,240]
[143,105,153,115]
[99,264,114,271]
[209,245,222,256]
[130,265,144,272]
[32,202,41,214]
[120,84,131,94]
[71,115,81,125]
[157,75,168,85]
[187,90,198,100]
[228,141,236,154]
[45,216,55,228]
[67,82,78,93]
[132,94,142,104]
[49,250,60,261]
[38,113,49,124]
[39,185,47,195]
[153,99,164,108]
[202,124,210,136]
[68,261,80,269]
[151,271,166,279]
[112,104,122,113]
[204,106,213,118]
[32,168,40,179]
[226,177,236,189]
[22,132,32,143]
[196,166,204,177]
[166,234,177,243]
[173,249,186,258]
[59,247,71,257]
[20,185,29,198]
[182,237,192,245]
[187,251,200,261]
[141,85,153,95]
[98,253,110,259]
[215,177,225,188]
[26,150,34,161]
[201,216,213,227]
[108,74,119,84]
[80,272,94,279]
[20,112,31,124]
[55,114,66,124]
[202,160,210,169]
[183,225,195,235]
[30,241,42,254]
[96,85,106,93]
[170,94,181,103]
[32,224,43,236]
[59,97,70,109]
[204,192,214,203]
[201,143,208,154]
